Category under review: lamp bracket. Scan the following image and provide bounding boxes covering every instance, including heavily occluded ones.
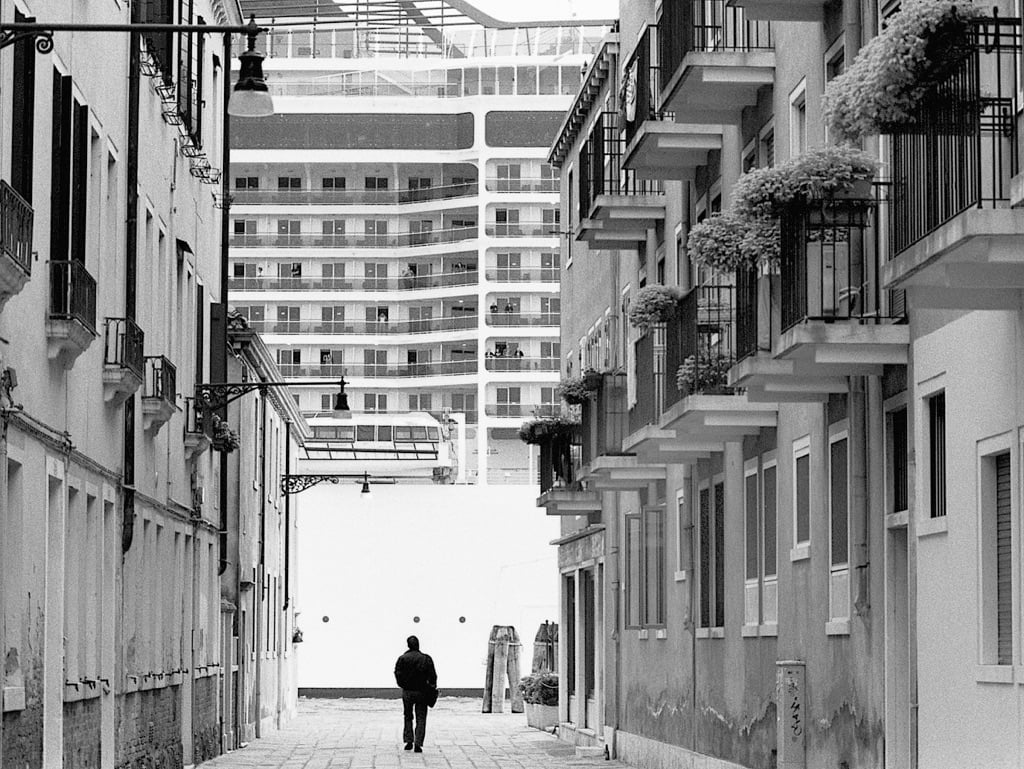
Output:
[195,382,268,413]
[281,474,343,495]
[0,27,53,52]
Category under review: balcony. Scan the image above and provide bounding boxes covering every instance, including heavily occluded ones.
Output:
[622,24,722,180]
[484,357,560,373]
[659,0,774,126]
[484,222,560,238]
[536,435,602,516]
[228,270,479,292]
[183,397,211,459]
[46,260,98,369]
[230,181,478,206]
[290,360,477,378]
[0,180,33,311]
[484,403,557,418]
[485,178,559,194]
[577,112,666,250]
[485,269,559,283]
[230,226,478,249]
[883,18,1024,310]
[484,311,560,328]
[247,315,478,336]
[102,318,145,405]
[725,0,825,22]
[141,356,177,432]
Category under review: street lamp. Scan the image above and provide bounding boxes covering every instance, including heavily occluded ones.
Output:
[228,17,274,117]
[194,377,350,415]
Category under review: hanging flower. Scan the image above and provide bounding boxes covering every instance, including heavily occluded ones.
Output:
[518,416,580,445]
[211,414,241,453]
[628,285,684,330]
[688,211,780,274]
[557,372,600,405]
[821,0,982,142]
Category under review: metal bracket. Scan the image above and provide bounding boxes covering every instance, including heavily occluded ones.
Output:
[0,27,54,52]
[194,382,268,414]
[280,474,344,495]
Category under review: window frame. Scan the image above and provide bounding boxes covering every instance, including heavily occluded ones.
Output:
[827,423,851,634]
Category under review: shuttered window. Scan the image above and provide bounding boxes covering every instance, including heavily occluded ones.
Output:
[830,438,849,567]
[699,487,711,628]
[929,393,947,517]
[565,574,576,694]
[996,453,1012,665]
[714,482,725,628]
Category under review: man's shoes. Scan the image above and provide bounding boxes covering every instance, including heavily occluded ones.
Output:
[414,747,423,753]
[404,743,413,751]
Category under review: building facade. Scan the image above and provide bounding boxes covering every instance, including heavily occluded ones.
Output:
[227,1,610,484]
[0,1,301,768]
[543,1,1024,767]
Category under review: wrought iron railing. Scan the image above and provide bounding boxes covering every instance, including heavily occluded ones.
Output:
[623,25,674,146]
[579,112,663,222]
[49,260,97,333]
[889,16,1020,256]
[1,181,33,276]
[580,371,629,468]
[735,266,768,363]
[660,0,772,88]
[103,317,145,379]
[780,193,903,332]
[144,355,177,407]
[666,282,736,407]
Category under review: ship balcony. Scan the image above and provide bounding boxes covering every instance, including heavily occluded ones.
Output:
[621,24,723,180]
[725,0,825,21]
[484,357,560,374]
[102,317,145,405]
[576,112,666,250]
[883,25,1024,310]
[659,0,774,126]
[46,260,98,369]
[141,355,178,432]
[0,180,33,312]
[227,269,480,294]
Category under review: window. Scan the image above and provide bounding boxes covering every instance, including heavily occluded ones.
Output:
[824,38,845,143]
[278,176,301,190]
[496,252,521,281]
[496,163,521,191]
[321,219,345,237]
[697,481,725,631]
[980,445,1013,666]
[643,505,666,626]
[364,393,387,412]
[494,208,519,236]
[887,406,909,515]
[541,251,560,280]
[408,393,432,411]
[276,220,300,245]
[759,124,775,168]
[828,429,850,629]
[365,176,389,190]
[793,436,811,556]
[275,306,299,332]
[364,219,388,243]
[322,176,345,189]
[565,574,576,695]
[10,10,35,202]
[927,392,947,518]
[789,80,807,156]
[320,305,344,325]
[277,262,301,278]
[742,140,757,173]
[495,387,521,417]
[235,176,259,189]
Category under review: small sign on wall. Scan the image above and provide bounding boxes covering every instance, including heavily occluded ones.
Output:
[776,660,806,769]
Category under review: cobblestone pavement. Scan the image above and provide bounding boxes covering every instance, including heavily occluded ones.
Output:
[202,698,623,769]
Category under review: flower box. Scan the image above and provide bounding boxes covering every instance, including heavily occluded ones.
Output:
[524,702,559,730]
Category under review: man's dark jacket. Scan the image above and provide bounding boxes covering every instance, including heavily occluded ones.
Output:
[394,649,437,692]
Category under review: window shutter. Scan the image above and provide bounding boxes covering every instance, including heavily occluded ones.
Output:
[996,453,1012,665]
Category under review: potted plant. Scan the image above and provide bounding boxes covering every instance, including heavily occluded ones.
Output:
[557,376,591,405]
[676,354,734,396]
[688,211,780,274]
[822,0,982,142]
[628,284,684,331]
[517,415,579,445]
[518,671,559,730]
[581,368,603,391]
[210,415,241,453]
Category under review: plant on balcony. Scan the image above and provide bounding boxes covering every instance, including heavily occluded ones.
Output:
[822,0,982,142]
[688,211,780,273]
[676,354,734,396]
[210,415,241,453]
[518,415,578,445]
[628,285,684,330]
[557,371,601,405]
[731,145,878,219]
[518,671,558,706]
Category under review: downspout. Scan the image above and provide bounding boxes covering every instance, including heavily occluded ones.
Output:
[218,31,232,577]
[283,420,291,609]
[844,0,862,64]
[688,473,697,753]
[253,390,266,738]
[850,376,869,618]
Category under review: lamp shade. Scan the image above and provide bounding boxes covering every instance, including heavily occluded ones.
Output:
[333,379,350,412]
[229,48,274,117]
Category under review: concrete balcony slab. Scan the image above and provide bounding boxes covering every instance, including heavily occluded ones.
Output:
[727,0,825,21]
[575,219,647,251]
[662,52,775,125]
[536,489,603,516]
[587,195,666,232]
[622,121,723,181]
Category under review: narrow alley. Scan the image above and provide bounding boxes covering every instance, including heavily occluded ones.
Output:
[201,699,619,769]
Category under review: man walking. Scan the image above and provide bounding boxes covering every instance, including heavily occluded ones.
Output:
[394,635,437,752]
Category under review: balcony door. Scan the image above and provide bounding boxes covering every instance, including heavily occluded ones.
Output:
[275,305,299,333]
[496,386,521,417]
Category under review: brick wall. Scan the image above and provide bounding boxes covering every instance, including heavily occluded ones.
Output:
[3,642,44,769]
[115,688,182,769]
[192,677,220,764]
[63,698,101,769]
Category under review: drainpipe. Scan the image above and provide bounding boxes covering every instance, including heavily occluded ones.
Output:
[283,420,291,610]
[607,491,621,738]
[844,0,863,63]
[253,390,266,738]
[850,376,869,618]
[217,32,232,578]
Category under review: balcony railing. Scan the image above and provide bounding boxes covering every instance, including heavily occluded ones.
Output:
[485,269,559,283]
[484,222,560,238]
[144,355,177,406]
[889,16,1020,256]
[484,178,559,193]
[579,112,663,222]
[103,317,145,379]
[49,260,97,333]
[1,180,33,276]
[308,360,477,378]
[665,283,736,410]
[780,194,902,332]
[229,270,479,292]
[660,0,772,83]
[246,315,479,335]
[484,357,560,372]
[230,226,478,248]
[580,372,629,468]
[184,396,207,435]
[231,182,478,206]
[484,311,560,327]
[623,25,674,146]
